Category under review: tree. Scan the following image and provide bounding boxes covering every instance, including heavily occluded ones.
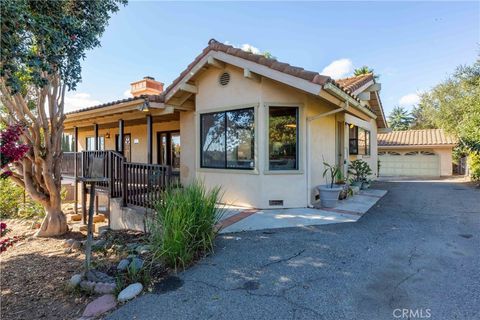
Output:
[388,106,412,131]
[415,59,480,152]
[410,104,436,129]
[0,0,126,236]
[0,124,29,179]
[354,66,379,79]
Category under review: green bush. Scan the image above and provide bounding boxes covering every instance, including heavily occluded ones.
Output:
[468,152,480,181]
[0,179,45,219]
[149,181,224,270]
[0,179,24,218]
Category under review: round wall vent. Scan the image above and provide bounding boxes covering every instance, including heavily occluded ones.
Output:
[219,72,230,86]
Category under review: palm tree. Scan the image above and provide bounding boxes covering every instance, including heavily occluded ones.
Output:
[354,65,379,80]
[388,106,413,131]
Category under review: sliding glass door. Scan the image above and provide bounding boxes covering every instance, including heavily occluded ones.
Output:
[157,131,180,172]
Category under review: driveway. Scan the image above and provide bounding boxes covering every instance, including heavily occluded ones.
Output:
[108,180,480,320]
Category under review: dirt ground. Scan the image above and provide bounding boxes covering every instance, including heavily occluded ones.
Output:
[0,219,93,320]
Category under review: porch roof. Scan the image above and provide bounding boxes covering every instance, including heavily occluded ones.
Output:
[65,39,387,126]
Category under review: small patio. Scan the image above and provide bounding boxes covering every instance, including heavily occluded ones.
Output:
[218,188,388,233]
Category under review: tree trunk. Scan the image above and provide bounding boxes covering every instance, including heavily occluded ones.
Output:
[36,204,68,237]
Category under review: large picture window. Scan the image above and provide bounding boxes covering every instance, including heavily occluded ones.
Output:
[200,107,255,169]
[349,125,370,155]
[269,106,299,170]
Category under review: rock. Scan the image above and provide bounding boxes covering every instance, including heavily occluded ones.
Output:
[80,280,95,291]
[135,245,151,255]
[117,259,130,271]
[70,213,82,221]
[92,215,106,223]
[64,247,73,254]
[117,283,143,302]
[71,241,82,250]
[69,274,82,287]
[82,294,117,318]
[94,282,116,294]
[63,239,75,248]
[86,269,115,283]
[129,258,144,271]
[92,239,107,250]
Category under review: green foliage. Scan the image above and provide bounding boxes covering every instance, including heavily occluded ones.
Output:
[322,158,341,188]
[1,0,127,93]
[354,66,379,79]
[149,181,224,271]
[388,106,413,131]
[468,152,480,181]
[0,179,44,219]
[348,159,372,183]
[414,59,480,153]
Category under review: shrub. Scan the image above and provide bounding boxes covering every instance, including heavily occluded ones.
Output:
[149,181,224,270]
[0,179,45,219]
[348,159,372,183]
[468,152,480,181]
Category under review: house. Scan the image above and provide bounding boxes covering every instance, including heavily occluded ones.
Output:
[61,39,387,229]
[377,129,456,177]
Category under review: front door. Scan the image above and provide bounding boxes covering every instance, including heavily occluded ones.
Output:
[116,133,131,162]
[157,131,180,172]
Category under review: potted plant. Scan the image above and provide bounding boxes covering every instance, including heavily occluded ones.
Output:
[316,160,343,208]
[334,171,349,200]
[348,159,372,190]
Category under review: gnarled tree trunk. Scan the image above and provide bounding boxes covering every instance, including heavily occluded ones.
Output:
[1,73,69,237]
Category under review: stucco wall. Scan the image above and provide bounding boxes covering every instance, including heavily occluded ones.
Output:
[378,146,453,176]
[76,121,180,163]
[180,64,378,208]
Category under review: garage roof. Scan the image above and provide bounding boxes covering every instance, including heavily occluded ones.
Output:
[378,129,457,147]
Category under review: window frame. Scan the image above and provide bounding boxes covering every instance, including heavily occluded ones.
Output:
[85,136,105,151]
[199,107,255,170]
[348,125,370,156]
[267,105,300,172]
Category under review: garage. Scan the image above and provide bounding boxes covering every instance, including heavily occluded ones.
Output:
[379,151,440,176]
[377,129,456,177]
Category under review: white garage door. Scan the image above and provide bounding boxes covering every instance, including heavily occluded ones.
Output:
[379,151,440,177]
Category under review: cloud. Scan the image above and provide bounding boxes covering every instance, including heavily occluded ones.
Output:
[64,93,100,112]
[398,93,420,107]
[240,43,260,55]
[321,59,354,79]
[123,89,133,98]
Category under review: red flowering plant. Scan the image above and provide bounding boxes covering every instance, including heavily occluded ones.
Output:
[0,124,30,179]
[0,222,20,254]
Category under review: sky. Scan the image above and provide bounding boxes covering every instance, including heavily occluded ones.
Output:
[66,1,480,116]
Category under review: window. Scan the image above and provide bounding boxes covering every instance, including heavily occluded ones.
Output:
[86,136,105,151]
[62,134,74,152]
[200,108,254,169]
[157,131,181,172]
[268,106,299,170]
[349,125,370,155]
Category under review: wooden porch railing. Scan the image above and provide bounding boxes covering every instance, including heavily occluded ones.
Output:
[61,150,177,209]
[123,162,172,209]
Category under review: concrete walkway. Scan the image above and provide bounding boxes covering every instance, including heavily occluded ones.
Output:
[218,189,387,233]
[108,180,480,320]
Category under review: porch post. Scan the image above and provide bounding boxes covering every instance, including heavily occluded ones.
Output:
[147,114,152,164]
[93,123,99,150]
[118,119,124,155]
[73,126,78,214]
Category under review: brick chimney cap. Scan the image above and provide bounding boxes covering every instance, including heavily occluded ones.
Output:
[144,76,155,80]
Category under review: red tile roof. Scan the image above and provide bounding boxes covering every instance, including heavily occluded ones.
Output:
[378,129,457,147]
[336,74,374,94]
[66,39,381,118]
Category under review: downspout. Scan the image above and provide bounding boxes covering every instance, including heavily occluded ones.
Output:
[306,101,348,207]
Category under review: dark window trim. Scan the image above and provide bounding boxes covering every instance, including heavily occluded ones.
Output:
[268,106,300,171]
[200,107,255,170]
[349,125,371,156]
[156,130,180,166]
[349,125,359,155]
[85,135,105,151]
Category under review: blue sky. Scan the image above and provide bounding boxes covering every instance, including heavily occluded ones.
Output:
[66,1,480,116]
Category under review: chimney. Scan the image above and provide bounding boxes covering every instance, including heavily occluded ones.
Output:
[130,76,164,97]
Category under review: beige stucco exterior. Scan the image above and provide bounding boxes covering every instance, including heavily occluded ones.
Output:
[65,61,381,210]
[179,64,378,208]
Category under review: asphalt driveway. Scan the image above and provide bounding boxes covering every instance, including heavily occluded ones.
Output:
[108,180,480,320]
